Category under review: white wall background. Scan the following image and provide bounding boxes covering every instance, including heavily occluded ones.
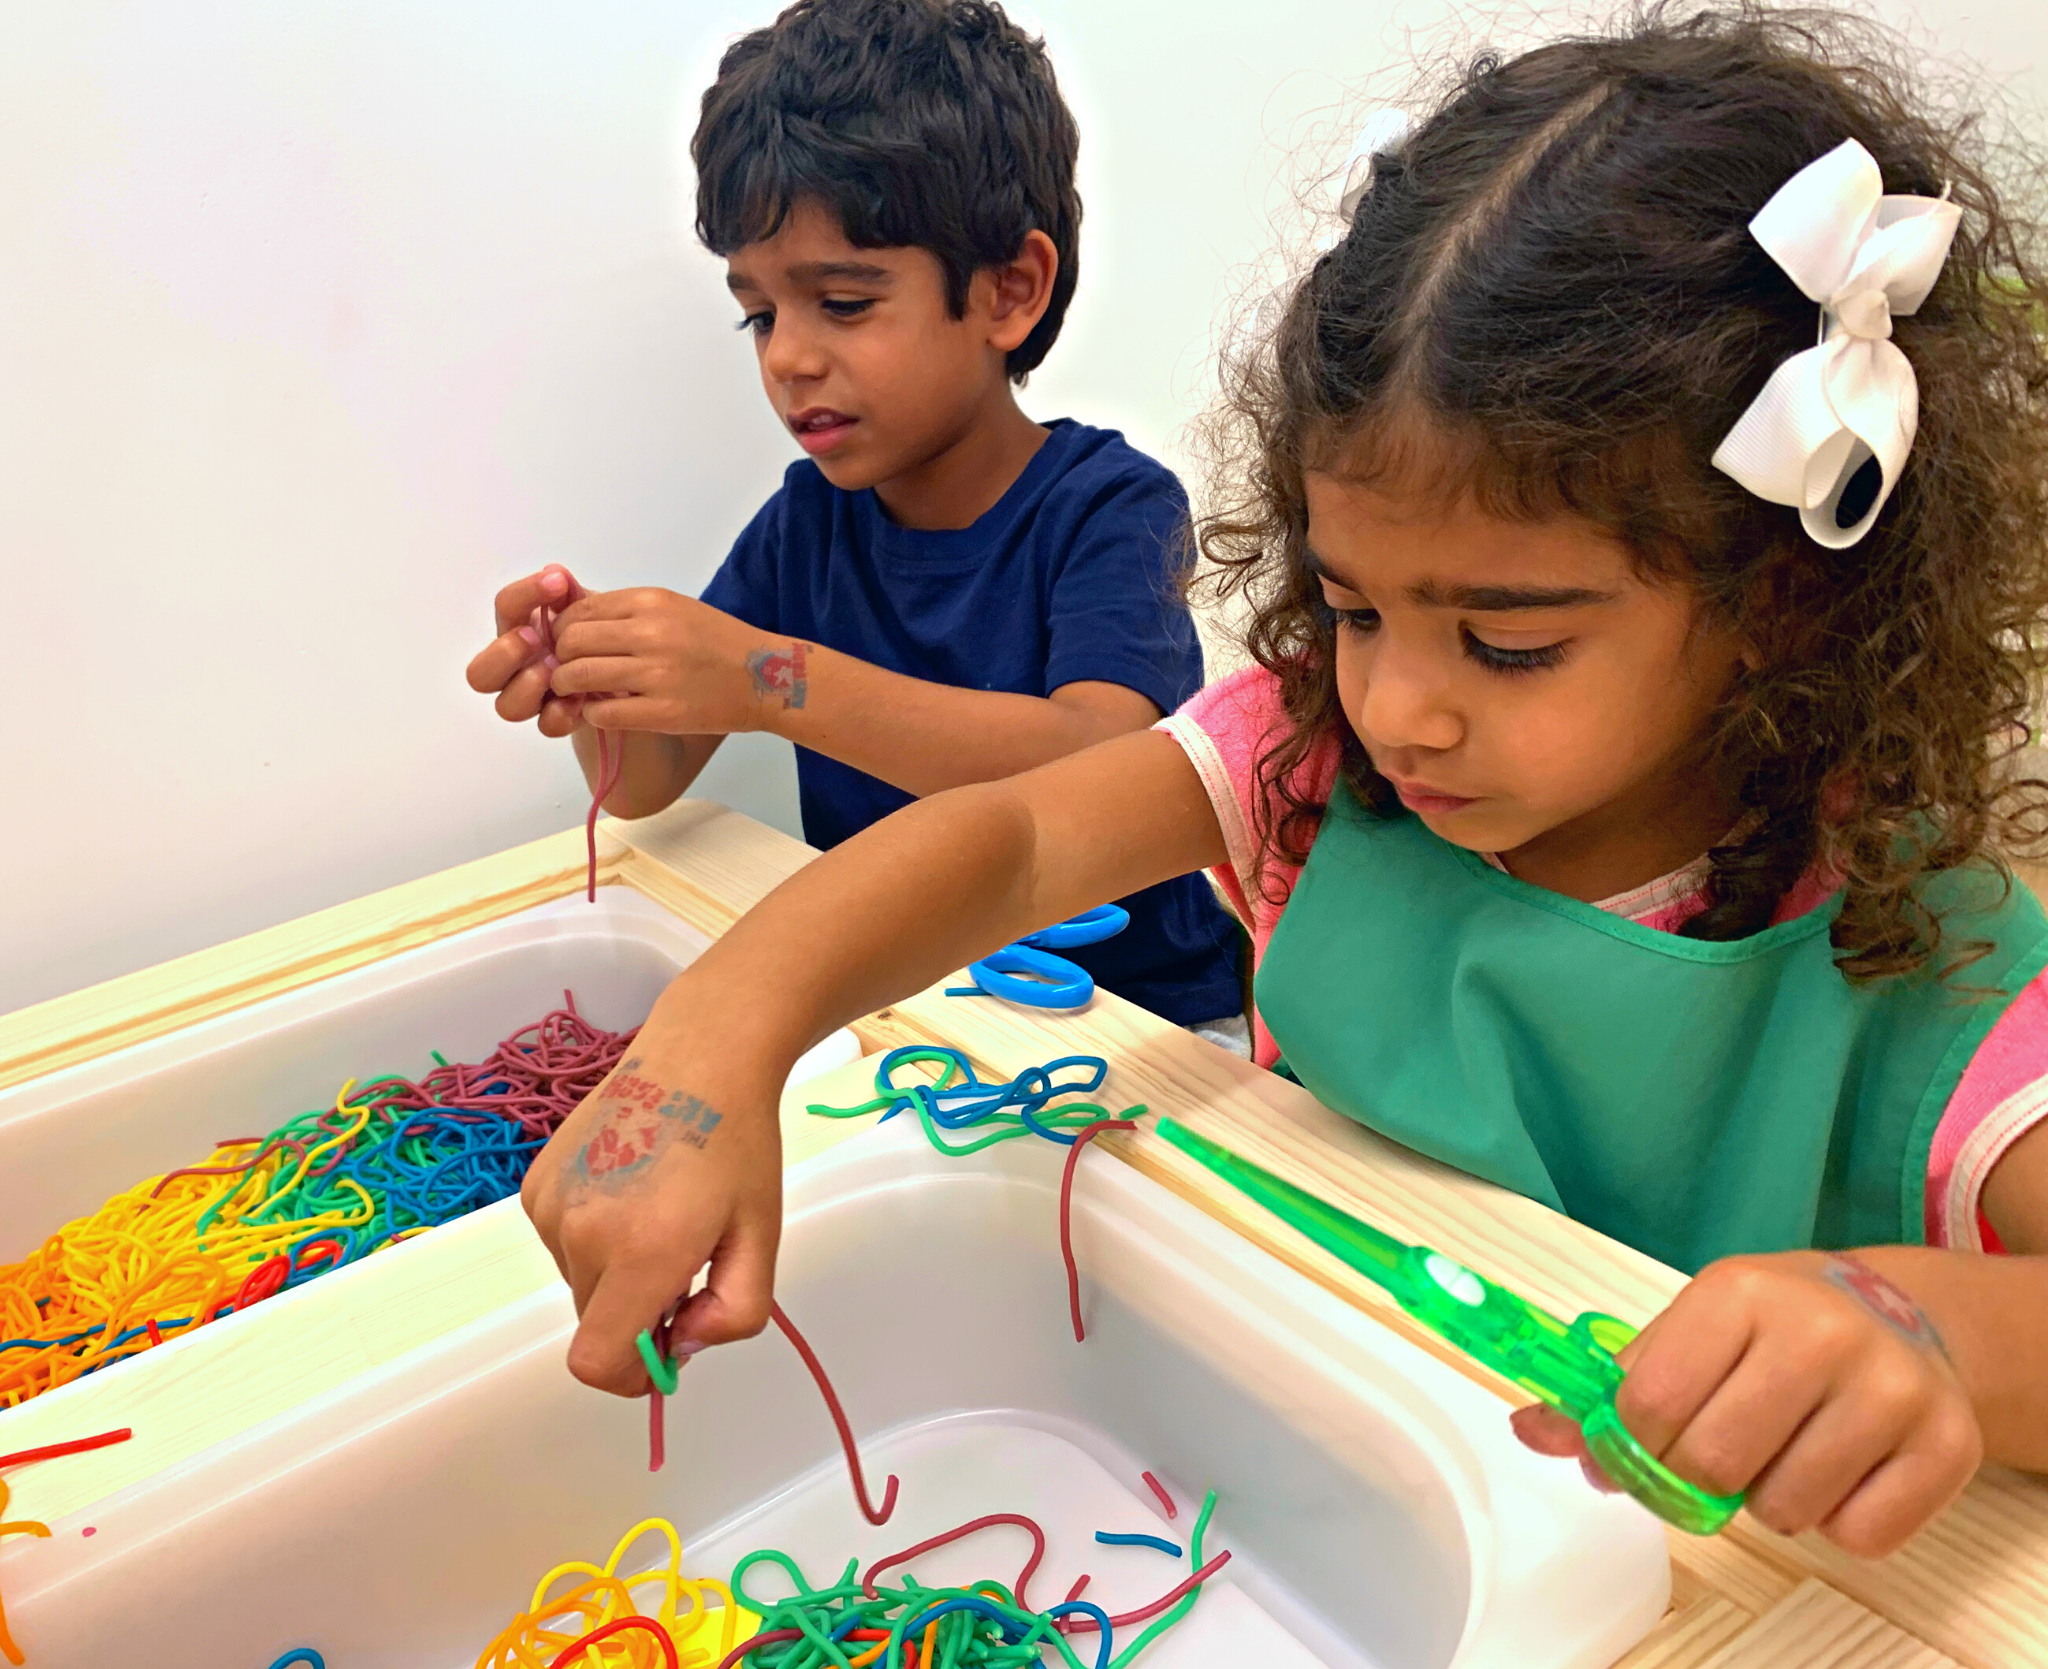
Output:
[4,2,2043,1013]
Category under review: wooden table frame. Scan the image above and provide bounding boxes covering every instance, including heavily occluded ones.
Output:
[3,800,2043,1669]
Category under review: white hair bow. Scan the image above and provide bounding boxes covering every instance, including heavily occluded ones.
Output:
[1711,138,1960,549]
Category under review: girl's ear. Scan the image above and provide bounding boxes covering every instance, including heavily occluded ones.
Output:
[983,229,1058,354]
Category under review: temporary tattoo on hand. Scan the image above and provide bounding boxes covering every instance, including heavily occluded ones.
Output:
[574,1069,725,1190]
[746,640,810,710]
[1824,1254,1948,1358]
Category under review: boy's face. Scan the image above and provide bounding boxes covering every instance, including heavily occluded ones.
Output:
[725,200,1018,493]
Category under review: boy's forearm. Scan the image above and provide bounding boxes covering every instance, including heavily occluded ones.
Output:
[1851,1244,2048,1468]
[751,639,1158,796]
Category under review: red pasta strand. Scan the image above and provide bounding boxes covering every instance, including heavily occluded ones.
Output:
[772,1303,899,1526]
[1140,1471,1177,1520]
[1059,1550,1233,1633]
[0,1430,132,1471]
[530,566,621,904]
[648,1315,672,1474]
[716,1628,802,1669]
[547,1614,680,1669]
[397,997,635,1142]
[862,1513,1046,1612]
[585,733,622,904]
[1060,1120,1136,1343]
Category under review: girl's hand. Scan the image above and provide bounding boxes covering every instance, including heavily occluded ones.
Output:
[520,1042,784,1394]
[466,565,586,737]
[1511,1251,1982,1557]
[546,588,797,739]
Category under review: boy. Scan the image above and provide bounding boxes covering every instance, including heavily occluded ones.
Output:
[468,0,1242,1029]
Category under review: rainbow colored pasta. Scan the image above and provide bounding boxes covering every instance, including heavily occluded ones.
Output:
[0,999,632,1408]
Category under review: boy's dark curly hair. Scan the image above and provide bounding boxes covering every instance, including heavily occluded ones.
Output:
[693,0,1081,380]
[1197,2,2048,981]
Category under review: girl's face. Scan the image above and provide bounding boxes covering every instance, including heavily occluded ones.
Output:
[1304,469,1754,899]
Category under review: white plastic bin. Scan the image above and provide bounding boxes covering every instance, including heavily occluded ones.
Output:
[3,1120,1669,1669]
[0,889,859,1390]
[0,891,714,1263]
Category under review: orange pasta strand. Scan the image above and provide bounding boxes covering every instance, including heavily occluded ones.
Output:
[0,1479,53,1667]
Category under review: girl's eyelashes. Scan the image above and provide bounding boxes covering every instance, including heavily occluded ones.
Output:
[1317,590,1570,674]
[1314,586,1378,633]
[736,310,773,337]
[1462,629,1570,674]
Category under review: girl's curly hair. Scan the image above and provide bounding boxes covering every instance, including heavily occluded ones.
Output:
[1196,2,2048,981]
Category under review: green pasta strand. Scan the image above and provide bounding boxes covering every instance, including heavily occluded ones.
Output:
[1106,1491,1219,1669]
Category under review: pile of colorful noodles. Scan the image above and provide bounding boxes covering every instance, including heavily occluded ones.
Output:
[0,997,631,1408]
[477,1496,1225,1669]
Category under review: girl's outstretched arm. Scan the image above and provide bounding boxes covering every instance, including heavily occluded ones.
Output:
[519,727,1230,1396]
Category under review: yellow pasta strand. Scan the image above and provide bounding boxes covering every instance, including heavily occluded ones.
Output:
[477,1520,757,1669]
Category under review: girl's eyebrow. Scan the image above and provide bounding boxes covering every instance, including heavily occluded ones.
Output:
[1409,579,1617,611]
[1308,551,1616,611]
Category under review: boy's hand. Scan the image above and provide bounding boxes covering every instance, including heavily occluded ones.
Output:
[520,1043,784,1394]
[1511,1251,1981,1557]
[546,588,789,738]
[466,565,586,737]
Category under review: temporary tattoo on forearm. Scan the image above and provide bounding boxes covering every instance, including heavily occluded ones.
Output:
[573,1057,725,1190]
[746,640,810,710]
[1824,1253,1948,1358]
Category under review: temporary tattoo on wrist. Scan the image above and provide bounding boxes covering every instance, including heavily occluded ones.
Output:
[573,1067,725,1190]
[1824,1253,1948,1359]
[746,640,810,711]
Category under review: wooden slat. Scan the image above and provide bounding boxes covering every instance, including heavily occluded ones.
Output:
[0,1050,898,1527]
[1615,1599,1754,1669]
[1668,1558,1722,1617]
[1667,1529,1802,1619]
[1696,1581,1958,1669]
[607,799,818,931]
[1760,1468,2048,1669]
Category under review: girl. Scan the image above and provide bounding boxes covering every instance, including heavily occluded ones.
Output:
[522,5,2048,1557]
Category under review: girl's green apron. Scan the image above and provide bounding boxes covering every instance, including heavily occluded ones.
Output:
[1255,784,2048,1273]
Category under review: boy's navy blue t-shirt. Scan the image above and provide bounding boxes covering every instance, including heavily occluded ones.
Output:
[700,418,1242,1025]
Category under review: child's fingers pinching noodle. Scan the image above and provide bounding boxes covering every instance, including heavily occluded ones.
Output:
[467,566,580,719]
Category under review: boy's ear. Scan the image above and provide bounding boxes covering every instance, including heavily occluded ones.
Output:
[982,229,1059,355]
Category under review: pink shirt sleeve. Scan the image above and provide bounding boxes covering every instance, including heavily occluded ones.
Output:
[1926,969,2048,1250]
[1156,665,1340,1067]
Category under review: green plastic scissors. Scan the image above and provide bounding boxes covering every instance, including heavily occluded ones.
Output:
[1156,1117,1743,1534]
